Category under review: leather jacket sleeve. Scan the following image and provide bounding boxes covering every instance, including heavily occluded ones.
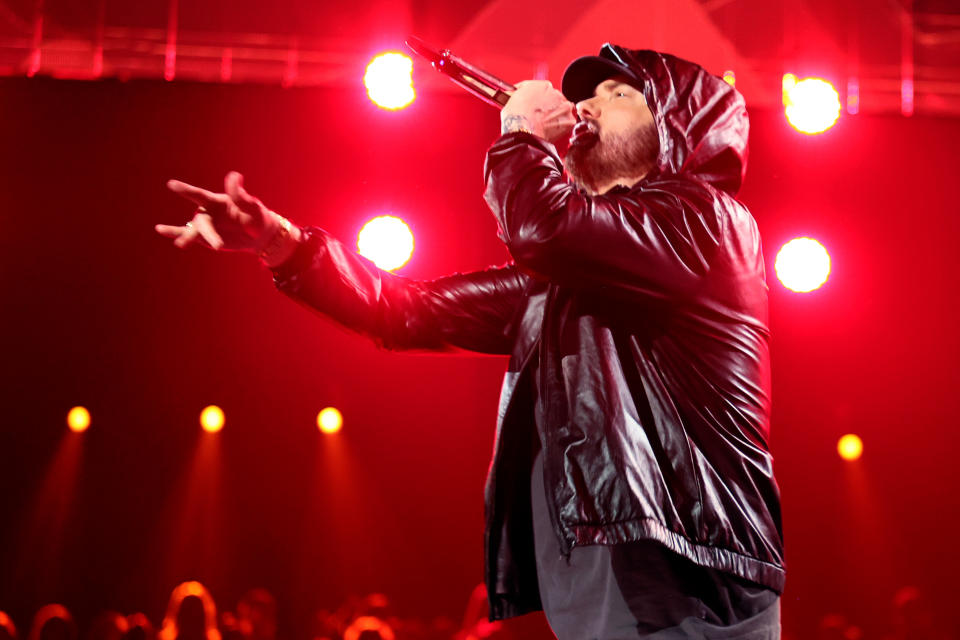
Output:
[271,226,529,355]
[484,132,733,303]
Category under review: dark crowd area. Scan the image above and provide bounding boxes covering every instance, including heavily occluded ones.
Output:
[0,581,955,640]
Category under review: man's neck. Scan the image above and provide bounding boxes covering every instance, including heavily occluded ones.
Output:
[592,171,648,195]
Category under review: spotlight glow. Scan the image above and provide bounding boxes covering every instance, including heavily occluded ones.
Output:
[775,237,831,293]
[837,434,863,461]
[784,76,841,134]
[200,405,225,433]
[781,73,797,106]
[317,407,343,434]
[364,52,416,110]
[358,215,415,271]
[67,406,90,432]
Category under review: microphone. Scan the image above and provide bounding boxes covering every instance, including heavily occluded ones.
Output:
[405,36,515,109]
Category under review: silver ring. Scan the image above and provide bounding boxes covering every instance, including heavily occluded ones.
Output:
[185,221,194,230]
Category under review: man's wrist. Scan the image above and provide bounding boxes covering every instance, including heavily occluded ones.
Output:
[258,214,303,268]
[501,113,536,136]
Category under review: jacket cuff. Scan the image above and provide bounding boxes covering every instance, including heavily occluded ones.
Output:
[270,226,324,289]
[494,130,561,158]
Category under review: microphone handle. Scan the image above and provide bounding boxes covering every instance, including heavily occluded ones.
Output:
[406,36,515,109]
[441,64,514,108]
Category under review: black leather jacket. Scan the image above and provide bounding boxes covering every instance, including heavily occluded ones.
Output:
[273,47,784,622]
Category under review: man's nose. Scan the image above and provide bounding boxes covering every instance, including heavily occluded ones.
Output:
[576,97,599,120]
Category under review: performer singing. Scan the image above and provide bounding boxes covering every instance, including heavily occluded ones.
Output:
[157,44,785,639]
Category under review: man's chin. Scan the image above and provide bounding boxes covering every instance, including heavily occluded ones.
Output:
[563,160,598,194]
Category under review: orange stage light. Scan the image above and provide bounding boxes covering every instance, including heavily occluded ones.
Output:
[774,237,831,293]
[358,215,415,271]
[317,407,343,434]
[838,434,864,461]
[67,406,90,432]
[364,52,416,110]
[200,405,225,433]
[783,75,841,134]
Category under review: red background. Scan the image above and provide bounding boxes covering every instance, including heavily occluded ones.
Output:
[0,76,958,639]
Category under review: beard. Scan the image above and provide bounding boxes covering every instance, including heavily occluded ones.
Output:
[564,120,659,194]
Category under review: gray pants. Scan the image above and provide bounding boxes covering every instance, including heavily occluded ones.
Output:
[530,452,780,640]
[642,602,780,639]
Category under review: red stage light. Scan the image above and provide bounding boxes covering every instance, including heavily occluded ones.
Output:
[774,237,831,293]
[357,215,414,271]
[364,52,416,110]
[783,75,841,134]
[67,406,90,432]
[200,405,225,433]
[837,434,863,461]
[317,407,343,434]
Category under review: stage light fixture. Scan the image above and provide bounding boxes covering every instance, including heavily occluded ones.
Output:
[67,406,90,432]
[358,215,415,271]
[774,237,831,293]
[364,52,416,110]
[200,405,225,433]
[317,407,343,434]
[783,75,841,134]
[837,434,863,461]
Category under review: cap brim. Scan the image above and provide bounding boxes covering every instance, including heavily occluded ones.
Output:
[561,55,639,102]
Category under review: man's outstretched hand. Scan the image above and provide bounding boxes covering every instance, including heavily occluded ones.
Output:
[156,171,285,253]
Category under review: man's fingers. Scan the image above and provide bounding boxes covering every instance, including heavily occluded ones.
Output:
[514,79,552,89]
[192,213,224,250]
[546,102,576,120]
[167,179,220,207]
[156,222,210,249]
[161,174,266,251]
[224,171,260,215]
[172,227,198,248]
[155,223,185,239]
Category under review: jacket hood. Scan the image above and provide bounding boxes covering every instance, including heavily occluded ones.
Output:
[562,44,749,195]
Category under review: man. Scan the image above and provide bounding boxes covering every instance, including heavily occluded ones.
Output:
[157,44,784,638]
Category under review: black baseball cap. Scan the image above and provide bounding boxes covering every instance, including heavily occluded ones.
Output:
[561,45,644,103]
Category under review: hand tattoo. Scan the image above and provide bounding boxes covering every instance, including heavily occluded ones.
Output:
[501,114,533,135]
